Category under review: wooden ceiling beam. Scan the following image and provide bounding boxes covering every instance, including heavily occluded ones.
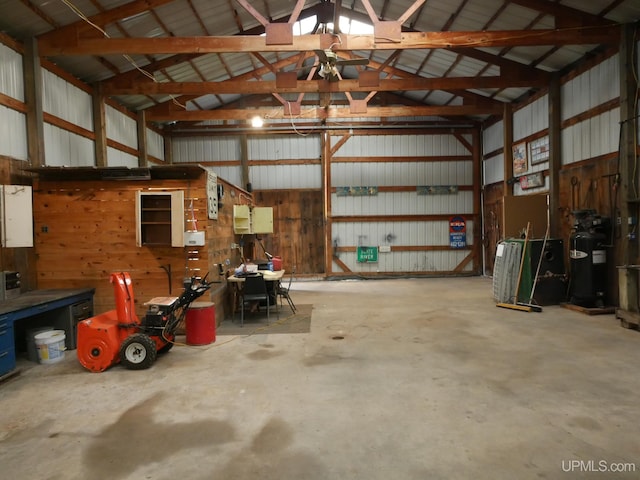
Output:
[38,0,176,43]
[104,75,547,96]
[148,104,503,122]
[39,27,619,56]
[509,0,614,27]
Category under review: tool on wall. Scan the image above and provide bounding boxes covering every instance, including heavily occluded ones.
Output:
[571,176,580,210]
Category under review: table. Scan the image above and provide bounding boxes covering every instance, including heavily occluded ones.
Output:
[227,270,284,318]
[0,288,95,378]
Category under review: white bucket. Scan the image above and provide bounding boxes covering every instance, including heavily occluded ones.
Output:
[35,330,66,364]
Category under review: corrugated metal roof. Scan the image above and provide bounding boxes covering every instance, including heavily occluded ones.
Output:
[0,0,636,126]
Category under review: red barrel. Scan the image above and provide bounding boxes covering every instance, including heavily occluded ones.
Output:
[185,302,216,345]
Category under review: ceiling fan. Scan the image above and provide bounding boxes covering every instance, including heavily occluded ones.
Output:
[313,48,369,81]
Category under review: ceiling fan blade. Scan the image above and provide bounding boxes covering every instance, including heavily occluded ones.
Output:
[337,58,370,66]
[314,49,329,63]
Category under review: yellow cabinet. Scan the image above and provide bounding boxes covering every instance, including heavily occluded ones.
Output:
[233,205,273,234]
[233,204,251,234]
[252,207,273,234]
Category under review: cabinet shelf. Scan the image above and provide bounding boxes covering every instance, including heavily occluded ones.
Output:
[136,191,184,247]
[233,204,273,234]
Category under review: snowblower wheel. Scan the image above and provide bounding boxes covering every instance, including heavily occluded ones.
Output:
[119,334,157,370]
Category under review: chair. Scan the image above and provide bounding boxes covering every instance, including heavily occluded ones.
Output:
[239,274,271,327]
[277,269,297,313]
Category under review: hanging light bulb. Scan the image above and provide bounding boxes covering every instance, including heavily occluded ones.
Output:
[251,116,264,128]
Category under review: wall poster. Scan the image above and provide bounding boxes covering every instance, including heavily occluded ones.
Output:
[512,142,528,175]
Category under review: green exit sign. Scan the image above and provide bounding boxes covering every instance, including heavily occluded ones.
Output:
[357,246,378,263]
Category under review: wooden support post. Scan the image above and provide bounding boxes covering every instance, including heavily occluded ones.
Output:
[163,134,172,164]
[240,134,250,192]
[137,109,148,167]
[548,74,561,238]
[472,127,482,274]
[92,83,107,167]
[162,134,173,165]
[322,132,332,275]
[502,102,513,196]
[23,37,44,167]
[616,23,639,316]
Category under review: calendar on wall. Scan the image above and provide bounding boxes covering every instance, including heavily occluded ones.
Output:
[529,136,550,165]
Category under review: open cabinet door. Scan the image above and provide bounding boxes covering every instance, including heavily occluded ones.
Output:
[1,185,33,248]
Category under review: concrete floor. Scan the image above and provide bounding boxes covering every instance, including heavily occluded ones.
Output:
[1,277,639,480]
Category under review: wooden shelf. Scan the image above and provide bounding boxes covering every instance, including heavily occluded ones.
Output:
[136,191,185,247]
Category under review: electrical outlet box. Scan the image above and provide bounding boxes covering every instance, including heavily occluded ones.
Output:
[379,245,391,253]
[184,231,205,246]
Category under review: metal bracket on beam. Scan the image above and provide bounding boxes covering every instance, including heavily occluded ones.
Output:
[359,70,380,88]
[374,21,402,43]
[266,23,294,45]
[349,99,368,114]
[276,71,298,88]
[284,101,301,116]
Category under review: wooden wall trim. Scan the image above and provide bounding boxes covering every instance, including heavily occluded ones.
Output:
[0,92,27,113]
[333,155,473,163]
[0,32,23,52]
[559,152,618,172]
[330,185,474,192]
[561,98,620,129]
[335,245,472,252]
[106,138,139,158]
[43,112,95,140]
[333,214,479,222]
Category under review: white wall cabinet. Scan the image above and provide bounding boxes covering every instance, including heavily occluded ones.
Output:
[233,205,273,234]
[135,191,185,247]
[0,185,33,247]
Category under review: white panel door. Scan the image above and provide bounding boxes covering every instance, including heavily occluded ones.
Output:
[1,185,33,247]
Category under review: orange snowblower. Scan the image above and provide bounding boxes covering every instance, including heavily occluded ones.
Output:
[77,272,212,372]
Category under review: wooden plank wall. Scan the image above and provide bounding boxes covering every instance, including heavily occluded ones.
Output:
[32,175,245,322]
[252,189,325,275]
[482,182,504,275]
[0,158,37,291]
[558,155,619,305]
[483,155,619,304]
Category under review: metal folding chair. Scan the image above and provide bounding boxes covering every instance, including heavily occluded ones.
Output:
[277,269,296,313]
[239,274,270,327]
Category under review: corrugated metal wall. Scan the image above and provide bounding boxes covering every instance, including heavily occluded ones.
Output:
[0,43,23,100]
[44,123,94,166]
[146,128,164,161]
[482,121,504,186]
[331,133,475,273]
[106,105,137,148]
[0,43,27,160]
[173,135,242,184]
[514,95,548,141]
[0,105,27,160]
[41,69,95,166]
[42,70,92,128]
[561,53,620,166]
[249,134,322,190]
[0,39,149,168]
[483,52,621,189]
[171,134,323,189]
[561,108,620,166]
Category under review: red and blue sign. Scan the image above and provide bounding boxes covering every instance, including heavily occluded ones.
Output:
[449,216,466,249]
